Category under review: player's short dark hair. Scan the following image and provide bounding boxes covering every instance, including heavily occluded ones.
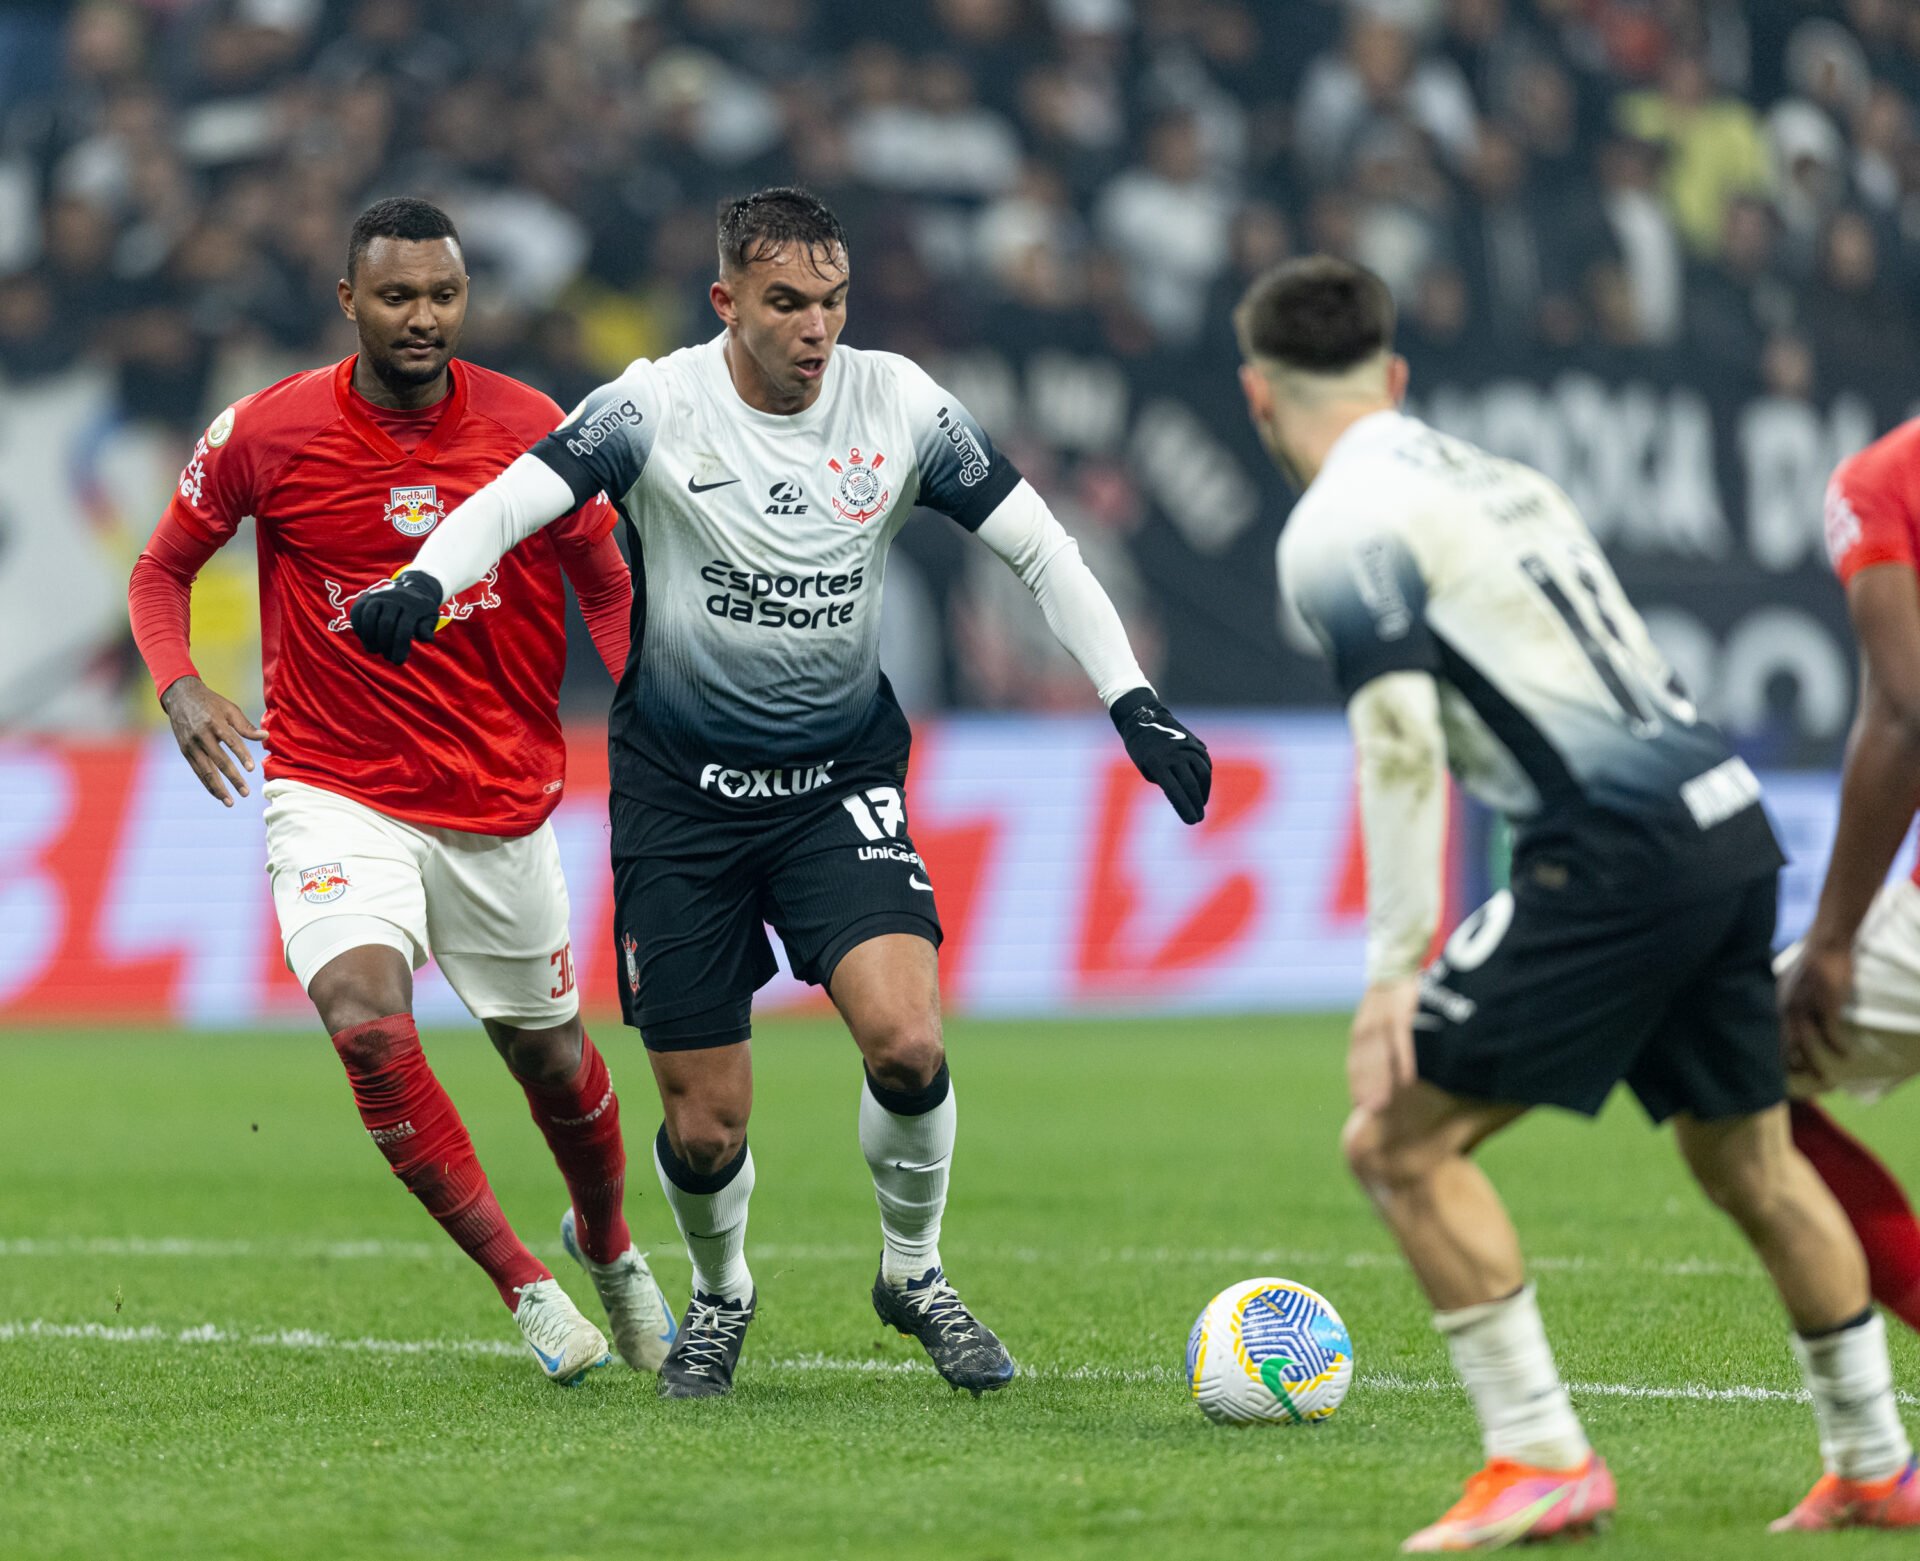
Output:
[717,186,848,277]
[1235,256,1396,373]
[346,197,461,281]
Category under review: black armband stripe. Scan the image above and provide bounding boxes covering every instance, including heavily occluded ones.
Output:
[942,455,1022,533]
[529,433,605,507]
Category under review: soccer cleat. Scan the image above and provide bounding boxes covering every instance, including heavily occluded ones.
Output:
[871,1263,1015,1396]
[560,1207,677,1372]
[511,1277,613,1386]
[658,1289,756,1399]
[1769,1458,1920,1531]
[1400,1454,1616,1552]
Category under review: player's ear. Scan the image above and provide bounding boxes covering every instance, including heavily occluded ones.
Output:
[337,277,356,322]
[710,277,736,328]
[1387,354,1410,406]
[1238,362,1272,425]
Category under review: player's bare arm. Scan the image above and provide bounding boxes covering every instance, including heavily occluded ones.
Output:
[1345,670,1447,1112]
[1783,564,1920,1071]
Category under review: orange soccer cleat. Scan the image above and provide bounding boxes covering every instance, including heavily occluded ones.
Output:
[1769,1458,1920,1532]
[1400,1454,1616,1552]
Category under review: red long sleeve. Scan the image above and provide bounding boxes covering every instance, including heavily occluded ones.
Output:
[129,508,223,701]
[554,530,632,682]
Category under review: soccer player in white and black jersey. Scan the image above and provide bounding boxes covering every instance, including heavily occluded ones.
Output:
[352,187,1212,1397]
[1244,257,1920,1545]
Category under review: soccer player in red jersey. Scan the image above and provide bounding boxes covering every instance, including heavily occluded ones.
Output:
[1778,418,1920,1343]
[127,198,673,1384]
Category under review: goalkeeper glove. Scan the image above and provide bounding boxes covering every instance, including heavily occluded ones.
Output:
[350,570,445,666]
[1111,686,1211,825]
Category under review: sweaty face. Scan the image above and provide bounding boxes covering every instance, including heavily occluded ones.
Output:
[341,237,468,392]
[715,243,849,411]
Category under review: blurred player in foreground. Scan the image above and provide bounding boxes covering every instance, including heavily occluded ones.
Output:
[352,186,1212,1399]
[1244,256,1919,1547]
[128,197,672,1385]
[1776,420,1920,1337]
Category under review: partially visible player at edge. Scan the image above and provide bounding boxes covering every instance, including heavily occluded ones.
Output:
[352,186,1212,1398]
[128,197,674,1385]
[1775,418,1920,1337]
[1242,256,1919,1548]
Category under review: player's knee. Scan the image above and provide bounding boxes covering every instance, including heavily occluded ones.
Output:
[860,1013,945,1094]
[310,968,410,1039]
[1686,1141,1790,1226]
[1341,1107,1430,1193]
[670,1116,748,1177]
[490,1017,583,1086]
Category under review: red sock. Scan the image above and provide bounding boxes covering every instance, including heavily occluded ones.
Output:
[331,1015,549,1309]
[1791,1098,1920,1332]
[514,1030,631,1264]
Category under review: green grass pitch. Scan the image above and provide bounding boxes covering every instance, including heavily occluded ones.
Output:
[3,1015,1918,1559]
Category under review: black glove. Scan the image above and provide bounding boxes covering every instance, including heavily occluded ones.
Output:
[349,571,445,666]
[1111,686,1211,825]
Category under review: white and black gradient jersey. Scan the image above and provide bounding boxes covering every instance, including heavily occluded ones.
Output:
[531,335,1021,815]
[1279,411,1782,901]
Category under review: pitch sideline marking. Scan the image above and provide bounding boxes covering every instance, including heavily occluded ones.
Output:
[0,1236,1768,1281]
[3,1318,1910,1407]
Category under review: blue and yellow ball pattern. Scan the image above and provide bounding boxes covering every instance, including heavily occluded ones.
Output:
[1188,1277,1354,1425]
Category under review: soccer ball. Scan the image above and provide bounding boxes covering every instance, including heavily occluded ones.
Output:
[1186,1277,1353,1425]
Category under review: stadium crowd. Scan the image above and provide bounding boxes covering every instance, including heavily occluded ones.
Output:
[2,0,1917,726]
[4,0,1919,419]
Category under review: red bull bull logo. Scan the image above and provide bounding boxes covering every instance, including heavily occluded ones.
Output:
[298,862,351,905]
[323,568,501,634]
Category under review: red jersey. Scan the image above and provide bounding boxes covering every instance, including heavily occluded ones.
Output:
[161,356,615,836]
[1826,417,1920,886]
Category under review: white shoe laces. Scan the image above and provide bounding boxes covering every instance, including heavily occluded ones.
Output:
[900,1273,982,1344]
[515,1283,582,1355]
[677,1297,750,1375]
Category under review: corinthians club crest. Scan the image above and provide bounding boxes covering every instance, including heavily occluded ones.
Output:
[385,484,445,537]
[827,447,888,524]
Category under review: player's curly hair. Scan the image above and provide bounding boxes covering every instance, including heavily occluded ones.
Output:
[717,186,848,278]
[1235,256,1395,373]
[346,197,461,281]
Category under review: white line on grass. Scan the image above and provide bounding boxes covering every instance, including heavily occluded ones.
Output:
[8,1318,1911,1406]
[0,1236,1765,1281]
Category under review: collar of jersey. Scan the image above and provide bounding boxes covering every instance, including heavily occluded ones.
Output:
[702,332,836,432]
[332,355,469,466]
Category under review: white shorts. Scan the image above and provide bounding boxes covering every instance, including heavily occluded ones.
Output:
[1777,877,1920,1102]
[263,779,578,1025]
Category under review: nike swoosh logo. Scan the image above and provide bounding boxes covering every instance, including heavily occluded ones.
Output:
[687,477,741,493]
[908,875,933,892]
[528,1340,567,1374]
[1140,721,1187,740]
[892,1159,946,1173]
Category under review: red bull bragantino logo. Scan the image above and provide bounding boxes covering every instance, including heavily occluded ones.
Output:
[298,863,350,905]
[323,568,501,634]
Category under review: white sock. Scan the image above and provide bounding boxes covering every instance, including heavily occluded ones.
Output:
[860,1065,955,1286]
[1793,1310,1912,1482]
[652,1128,755,1303]
[1435,1284,1589,1469]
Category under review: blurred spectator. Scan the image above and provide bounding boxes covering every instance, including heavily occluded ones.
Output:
[1594,135,1682,344]
[1800,207,1908,389]
[1094,110,1234,343]
[1294,11,1480,185]
[1685,194,1794,373]
[1615,52,1771,254]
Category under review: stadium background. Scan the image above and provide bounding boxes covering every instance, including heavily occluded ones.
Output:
[0,0,1906,1022]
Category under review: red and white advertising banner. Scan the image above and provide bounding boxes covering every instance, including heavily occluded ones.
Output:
[0,716,1848,1028]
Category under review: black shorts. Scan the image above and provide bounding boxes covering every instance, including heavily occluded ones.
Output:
[609,780,943,1051]
[1415,872,1783,1123]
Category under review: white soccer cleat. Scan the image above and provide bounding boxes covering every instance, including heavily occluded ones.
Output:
[561,1207,677,1372]
[512,1276,613,1386]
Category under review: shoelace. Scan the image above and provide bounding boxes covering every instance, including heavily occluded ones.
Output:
[900,1275,982,1345]
[677,1298,749,1375]
[514,1286,578,1355]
